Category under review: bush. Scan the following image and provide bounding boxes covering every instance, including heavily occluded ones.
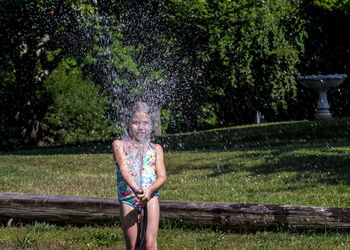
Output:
[39,58,112,144]
[0,117,19,150]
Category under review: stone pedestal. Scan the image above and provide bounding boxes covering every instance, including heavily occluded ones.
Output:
[296,74,347,120]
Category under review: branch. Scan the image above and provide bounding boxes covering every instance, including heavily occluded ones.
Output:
[35,49,66,84]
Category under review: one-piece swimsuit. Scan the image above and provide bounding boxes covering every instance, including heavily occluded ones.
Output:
[116,143,159,211]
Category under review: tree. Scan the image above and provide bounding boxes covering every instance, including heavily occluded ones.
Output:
[313,0,350,13]
[0,0,132,145]
[163,0,306,127]
[0,0,309,146]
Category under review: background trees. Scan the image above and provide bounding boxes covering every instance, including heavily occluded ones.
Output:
[0,0,133,146]
[1,0,349,147]
[163,0,305,128]
[0,0,101,145]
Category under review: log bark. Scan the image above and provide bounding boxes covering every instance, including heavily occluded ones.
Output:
[0,192,119,225]
[1,192,350,230]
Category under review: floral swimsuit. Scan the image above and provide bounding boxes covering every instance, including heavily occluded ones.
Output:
[116,143,159,211]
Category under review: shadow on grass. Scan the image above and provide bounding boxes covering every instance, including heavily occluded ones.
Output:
[247,146,350,186]
[1,119,350,189]
[2,218,350,236]
[159,217,350,234]
[166,142,350,187]
[1,118,350,156]
[159,118,350,151]
[0,140,114,156]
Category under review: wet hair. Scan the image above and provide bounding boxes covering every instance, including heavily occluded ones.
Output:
[123,101,154,140]
[130,101,150,116]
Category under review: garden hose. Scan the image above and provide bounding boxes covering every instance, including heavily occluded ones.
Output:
[139,204,148,250]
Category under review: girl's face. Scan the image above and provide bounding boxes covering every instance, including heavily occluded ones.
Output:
[129,111,152,142]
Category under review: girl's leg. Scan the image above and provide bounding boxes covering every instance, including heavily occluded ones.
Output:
[145,196,160,250]
[120,203,140,250]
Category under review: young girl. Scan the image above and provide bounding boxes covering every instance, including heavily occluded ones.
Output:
[112,101,167,250]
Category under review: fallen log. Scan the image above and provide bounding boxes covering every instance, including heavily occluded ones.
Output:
[1,192,350,230]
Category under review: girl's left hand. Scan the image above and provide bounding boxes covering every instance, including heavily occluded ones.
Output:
[138,188,152,202]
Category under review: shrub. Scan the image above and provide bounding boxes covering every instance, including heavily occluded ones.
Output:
[39,58,112,144]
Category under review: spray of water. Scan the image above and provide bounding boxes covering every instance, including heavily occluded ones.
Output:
[82,1,203,136]
[122,101,154,190]
[122,101,154,250]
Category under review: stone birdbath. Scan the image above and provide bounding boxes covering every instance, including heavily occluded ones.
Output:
[296,74,347,120]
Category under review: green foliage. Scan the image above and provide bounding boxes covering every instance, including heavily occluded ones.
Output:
[0,119,19,149]
[198,103,218,126]
[160,109,171,132]
[163,0,306,125]
[313,0,350,12]
[39,58,111,144]
[26,222,58,233]
[16,236,37,248]
[85,231,121,247]
[4,0,350,141]
[0,0,134,145]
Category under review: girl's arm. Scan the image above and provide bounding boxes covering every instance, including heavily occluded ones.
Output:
[112,140,142,194]
[141,144,167,201]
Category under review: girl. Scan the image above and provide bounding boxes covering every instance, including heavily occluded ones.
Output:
[112,102,167,250]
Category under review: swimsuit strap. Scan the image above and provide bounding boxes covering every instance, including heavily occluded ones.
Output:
[147,143,152,151]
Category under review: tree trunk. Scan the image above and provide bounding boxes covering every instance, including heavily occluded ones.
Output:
[7,37,64,145]
[1,192,350,230]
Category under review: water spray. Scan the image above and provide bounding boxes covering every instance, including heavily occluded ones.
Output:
[125,102,153,250]
[128,143,148,250]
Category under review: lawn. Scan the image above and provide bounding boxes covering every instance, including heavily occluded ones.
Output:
[1,118,350,248]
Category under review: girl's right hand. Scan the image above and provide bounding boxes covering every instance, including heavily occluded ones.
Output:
[132,187,143,196]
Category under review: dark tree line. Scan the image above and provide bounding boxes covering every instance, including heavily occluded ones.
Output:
[1,0,350,148]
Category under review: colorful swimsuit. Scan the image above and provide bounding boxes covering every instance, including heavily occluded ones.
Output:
[116,143,159,211]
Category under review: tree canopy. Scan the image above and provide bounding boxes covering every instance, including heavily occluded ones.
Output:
[162,0,305,126]
[2,0,349,147]
[0,0,132,145]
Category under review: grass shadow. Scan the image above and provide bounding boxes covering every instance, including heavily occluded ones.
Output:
[0,140,114,156]
[166,141,350,188]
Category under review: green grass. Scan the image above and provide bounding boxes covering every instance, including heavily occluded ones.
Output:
[1,118,350,248]
[1,222,350,249]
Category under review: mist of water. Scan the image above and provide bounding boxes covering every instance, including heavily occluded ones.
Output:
[121,101,154,190]
[88,1,200,135]
[63,1,199,187]
[127,142,145,190]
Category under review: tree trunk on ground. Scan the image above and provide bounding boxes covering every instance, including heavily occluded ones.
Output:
[1,192,350,230]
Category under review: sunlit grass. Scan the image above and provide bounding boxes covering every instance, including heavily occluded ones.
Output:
[162,144,350,207]
[1,118,350,248]
[1,144,349,207]
[0,154,117,197]
[1,222,350,249]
